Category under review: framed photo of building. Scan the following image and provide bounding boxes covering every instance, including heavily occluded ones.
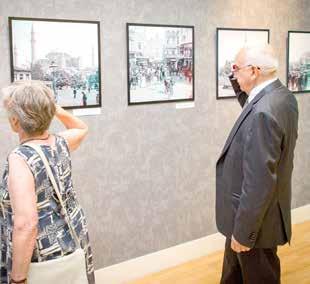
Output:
[9,17,101,109]
[216,28,270,99]
[287,31,310,93]
[127,23,194,105]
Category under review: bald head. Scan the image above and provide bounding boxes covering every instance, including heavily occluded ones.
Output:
[236,44,279,76]
[233,44,278,94]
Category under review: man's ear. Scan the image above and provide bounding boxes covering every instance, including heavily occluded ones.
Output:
[252,66,261,77]
[249,66,260,81]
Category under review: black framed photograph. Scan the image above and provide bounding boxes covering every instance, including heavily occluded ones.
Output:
[287,31,310,93]
[9,17,101,109]
[127,23,194,105]
[216,28,270,99]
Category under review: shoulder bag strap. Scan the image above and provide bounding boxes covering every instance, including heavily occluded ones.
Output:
[24,143,81,249]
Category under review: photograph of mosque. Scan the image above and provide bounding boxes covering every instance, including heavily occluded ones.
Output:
[287,31,310,93]
[9,17,101,109]
[216,28,269,99]
[127,23,194,104]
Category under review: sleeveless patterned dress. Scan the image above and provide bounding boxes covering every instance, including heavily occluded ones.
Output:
[0,135,95,284]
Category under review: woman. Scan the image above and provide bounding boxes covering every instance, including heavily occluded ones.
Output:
[0,80,95,284]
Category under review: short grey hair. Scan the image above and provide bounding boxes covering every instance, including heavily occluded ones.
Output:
[242,44,279,75]
[2,80,56,135]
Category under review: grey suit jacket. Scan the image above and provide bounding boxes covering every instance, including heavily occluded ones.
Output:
[216,79,299,248]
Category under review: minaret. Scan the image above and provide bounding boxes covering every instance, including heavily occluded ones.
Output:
[14,44,18,68]
[31,24,36,67]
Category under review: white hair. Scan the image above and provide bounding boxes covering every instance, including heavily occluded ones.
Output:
[2,80,56,135]
[242,44,279,74]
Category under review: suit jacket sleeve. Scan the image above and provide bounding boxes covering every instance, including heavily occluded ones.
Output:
[233,111,283,247]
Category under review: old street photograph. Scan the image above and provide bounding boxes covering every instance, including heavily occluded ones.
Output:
[127,24,194,104]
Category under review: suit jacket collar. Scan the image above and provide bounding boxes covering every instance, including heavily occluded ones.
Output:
[217,79,282,163]
[251,79,282,105]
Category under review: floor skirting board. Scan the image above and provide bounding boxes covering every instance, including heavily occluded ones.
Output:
[95,203,310,284]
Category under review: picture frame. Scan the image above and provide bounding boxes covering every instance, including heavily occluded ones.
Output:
[9,17,102,109]
[216,28,270,99]
[287,31,310,93]
[127,23,194,105]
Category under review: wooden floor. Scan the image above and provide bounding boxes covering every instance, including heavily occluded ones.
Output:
[129,221,310,284]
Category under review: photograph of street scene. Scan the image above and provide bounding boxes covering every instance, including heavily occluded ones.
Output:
[287,32,310,93]
[10,18,101,109]
[217,28,269,99]
[127,24,194,104]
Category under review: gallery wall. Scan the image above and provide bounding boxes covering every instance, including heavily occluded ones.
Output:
[0,0,309,269]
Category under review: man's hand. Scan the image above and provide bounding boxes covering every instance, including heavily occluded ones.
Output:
[231,235,251,253]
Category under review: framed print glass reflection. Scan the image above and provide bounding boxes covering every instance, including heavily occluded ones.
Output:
[287,31,310,93]
[216,28,270,99]
[127,23,194,105]
[9,17,101,109]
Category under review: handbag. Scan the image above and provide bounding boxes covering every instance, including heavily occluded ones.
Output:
[25,143,88,284]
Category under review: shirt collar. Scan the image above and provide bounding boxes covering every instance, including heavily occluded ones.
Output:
[248,77,278,103]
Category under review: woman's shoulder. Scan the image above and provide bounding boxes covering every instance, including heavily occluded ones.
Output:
[7,145,39,177]
[11,144,37,160]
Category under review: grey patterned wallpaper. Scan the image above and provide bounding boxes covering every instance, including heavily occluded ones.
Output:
[0,0,309,269]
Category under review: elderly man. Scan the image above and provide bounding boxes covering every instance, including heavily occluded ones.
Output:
[216,45,299,283]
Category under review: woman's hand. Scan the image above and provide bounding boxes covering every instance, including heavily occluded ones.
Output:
[55,104,62,115]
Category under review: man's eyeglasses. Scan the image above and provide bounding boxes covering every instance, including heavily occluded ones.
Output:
[231,64,260,73]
